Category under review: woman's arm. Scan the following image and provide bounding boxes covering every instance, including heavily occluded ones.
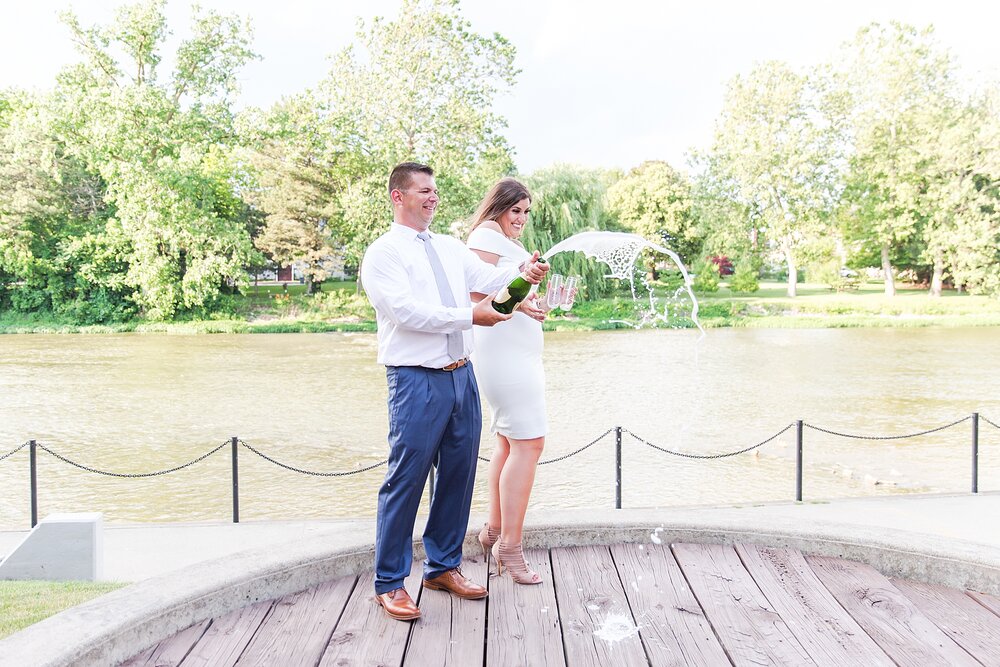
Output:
[469,248,501,303]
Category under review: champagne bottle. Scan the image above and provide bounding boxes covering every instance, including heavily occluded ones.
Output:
[492,258,546,314]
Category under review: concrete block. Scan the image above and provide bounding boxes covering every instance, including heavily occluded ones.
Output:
[0,513,103,581]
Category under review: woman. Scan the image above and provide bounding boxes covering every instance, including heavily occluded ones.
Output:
[467,177,550,585]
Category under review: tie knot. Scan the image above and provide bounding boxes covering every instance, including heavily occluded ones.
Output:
[417,231,431,242]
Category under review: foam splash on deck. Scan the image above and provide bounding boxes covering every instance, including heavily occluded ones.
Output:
[593,612,640,643]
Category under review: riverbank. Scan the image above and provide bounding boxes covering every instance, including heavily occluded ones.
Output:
[1,280,998,334]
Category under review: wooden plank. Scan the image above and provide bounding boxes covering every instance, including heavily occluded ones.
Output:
[672,543,815,666]
[405,549,490,667]
[610,543,730,666]
[485,548,565,667]
[179,600,274,667]
[735,543,893,665]
[319,561,422,666]
[550,545,648,667]
[119,619,210,667]
[893,577,1000,663]
[969,590,1000,619]
[234,576,357,666]
[807,555,979,666]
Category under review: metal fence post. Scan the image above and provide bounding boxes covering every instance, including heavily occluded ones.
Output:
[972,413,979,494]
[795,421,803,502]
[231,436,239,523]
[29,439,37,528]
[615,426,622,509]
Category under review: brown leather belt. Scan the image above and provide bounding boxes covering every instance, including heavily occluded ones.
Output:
[440,358,468,371]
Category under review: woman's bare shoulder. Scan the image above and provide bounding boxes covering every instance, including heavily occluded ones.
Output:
[477,220,503,233]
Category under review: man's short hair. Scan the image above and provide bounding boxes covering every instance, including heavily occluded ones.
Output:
[388,162,434,197]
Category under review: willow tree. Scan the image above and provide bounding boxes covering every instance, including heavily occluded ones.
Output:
[320,0,518,268]
[703,61,837,297]
[519,164,621,299]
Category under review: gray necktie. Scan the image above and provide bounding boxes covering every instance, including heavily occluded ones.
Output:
[417,231,465,362]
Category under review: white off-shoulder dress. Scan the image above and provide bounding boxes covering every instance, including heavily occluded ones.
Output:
[467,227,548,439]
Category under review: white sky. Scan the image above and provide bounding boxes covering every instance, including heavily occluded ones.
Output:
[3,0,999,174]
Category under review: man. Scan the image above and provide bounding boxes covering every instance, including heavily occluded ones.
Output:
[361,162,548,621]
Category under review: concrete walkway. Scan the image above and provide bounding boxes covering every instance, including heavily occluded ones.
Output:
[2,491,998,582]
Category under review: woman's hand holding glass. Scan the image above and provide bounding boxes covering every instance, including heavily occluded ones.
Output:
[517,293,547,321]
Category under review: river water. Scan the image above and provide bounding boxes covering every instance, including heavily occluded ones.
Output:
[1,328,997,528]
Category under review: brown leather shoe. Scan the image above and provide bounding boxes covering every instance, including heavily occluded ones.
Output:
[374,587,421,621]
[422,568,488,600]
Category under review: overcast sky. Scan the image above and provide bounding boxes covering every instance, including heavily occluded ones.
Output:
[3,0,999,174]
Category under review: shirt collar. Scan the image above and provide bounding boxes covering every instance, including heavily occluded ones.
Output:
[390,223,430,241]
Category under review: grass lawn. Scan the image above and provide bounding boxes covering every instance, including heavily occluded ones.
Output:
[0,580,127,639]
[694,280,1000,327]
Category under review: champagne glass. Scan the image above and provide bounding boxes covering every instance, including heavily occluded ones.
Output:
[545,273,564,310]
[561,275,580,311]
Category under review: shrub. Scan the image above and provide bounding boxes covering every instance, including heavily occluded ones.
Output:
[691,259,719,293]
[313,290,376,319]
[728,262,760,293]
[708,255,734,276]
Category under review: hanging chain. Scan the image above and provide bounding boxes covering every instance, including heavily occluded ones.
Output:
[804,415,971,440]
[624,423,795,459]
[35,441,229,477]
[2,414,990,481]
[239,439,387,477]
[476,427,615,465]
[980,414,1000,430]
[0,442,29,462]
[538,428,616,465]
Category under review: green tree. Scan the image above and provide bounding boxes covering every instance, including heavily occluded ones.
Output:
[702,61,838,297]
[0,89,121,320]
[320,0,518,268]
[919,87,1000,296]
[605,161,698,279]
[834,23,957,296]
[49,0,259,319]
[239,96,342,294]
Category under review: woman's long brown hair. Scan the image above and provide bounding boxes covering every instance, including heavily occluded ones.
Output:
[468,178,532,242]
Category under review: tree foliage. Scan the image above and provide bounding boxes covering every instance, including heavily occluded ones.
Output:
[319,0,518,267]
[517,164,622,298]
[0,0,261,320]
[3,6,1000,326]
[606,160,698,278]
[700,60,838,297]
[833,22,959,296]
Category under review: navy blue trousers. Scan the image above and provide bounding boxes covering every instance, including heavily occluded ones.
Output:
[374,363,482,594]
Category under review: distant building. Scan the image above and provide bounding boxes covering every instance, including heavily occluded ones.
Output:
[252,256,347,283]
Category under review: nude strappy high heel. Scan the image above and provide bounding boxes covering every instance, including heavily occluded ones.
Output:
[491,540,542,585]
[478,523,500,563]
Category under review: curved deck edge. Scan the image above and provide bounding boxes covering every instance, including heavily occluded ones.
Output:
[2,507,999,667]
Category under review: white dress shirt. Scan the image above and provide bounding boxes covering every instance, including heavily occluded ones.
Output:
[361,223,519,368]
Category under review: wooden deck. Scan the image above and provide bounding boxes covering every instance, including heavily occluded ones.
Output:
[122,542,1000,666]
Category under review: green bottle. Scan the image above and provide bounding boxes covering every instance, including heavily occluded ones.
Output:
[492,258,546,314]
